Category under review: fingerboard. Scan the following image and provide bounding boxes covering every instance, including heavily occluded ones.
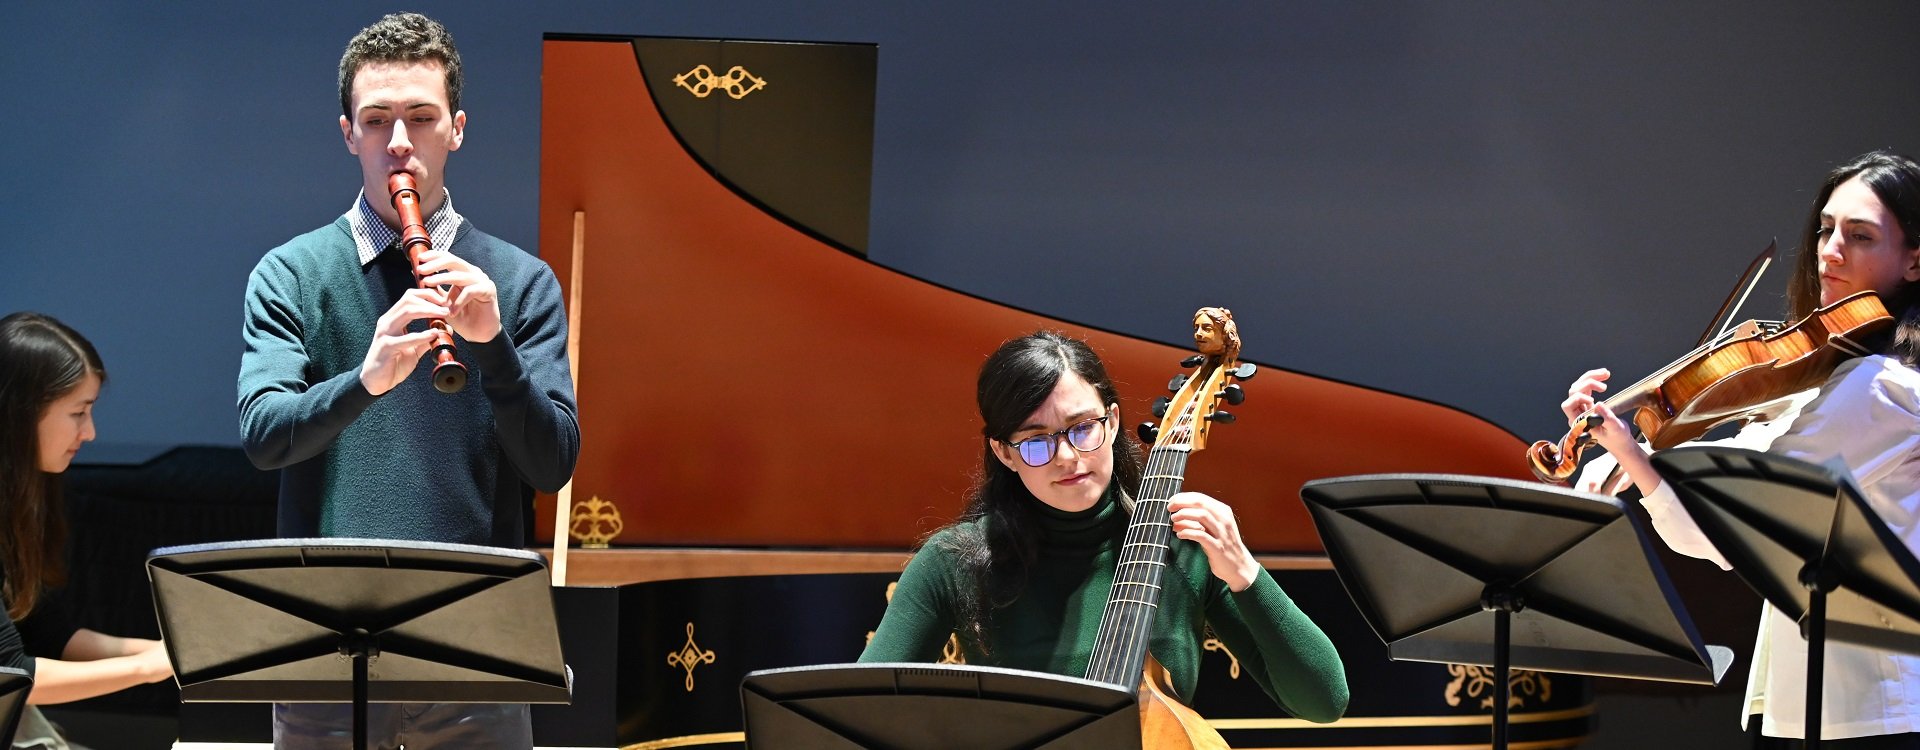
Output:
[1082,443,1191,691]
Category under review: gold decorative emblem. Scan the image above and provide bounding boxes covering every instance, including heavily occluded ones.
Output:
[673,64,767,99]
[868,582,966,664]
[1444,664,1552,710]
[667,622,717,692]
[939,633,966,665]
[1202,626,1241,679]
[569,496,623,548]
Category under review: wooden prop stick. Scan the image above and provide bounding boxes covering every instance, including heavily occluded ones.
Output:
[552,211,586,587]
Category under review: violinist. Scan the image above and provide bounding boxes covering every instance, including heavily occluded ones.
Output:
[860,329,1349,724]
[235,13,577,749]
[1564,150,1920,748]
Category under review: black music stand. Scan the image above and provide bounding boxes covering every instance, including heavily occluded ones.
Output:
[146,538,571,750]
[1653,446,1920,748]
[741,663,1139,749]
[0,668,30,744]
[1302,474,1732,750]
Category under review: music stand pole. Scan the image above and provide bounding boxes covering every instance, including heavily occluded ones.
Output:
[354,641,368,750]
[345,627,374,750]
[1483,588,1524,750]
[1807,579,1826,748]
[1799,559,1838,749]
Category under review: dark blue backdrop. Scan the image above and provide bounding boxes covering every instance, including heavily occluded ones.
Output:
[5,0,1919,456]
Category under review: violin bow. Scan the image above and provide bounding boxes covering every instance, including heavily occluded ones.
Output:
[1697,240,1777,346]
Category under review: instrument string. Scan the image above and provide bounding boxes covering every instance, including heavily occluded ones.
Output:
[1088,399,1194,687]
[1598,311,1833,417]
[1601,338,1719,411]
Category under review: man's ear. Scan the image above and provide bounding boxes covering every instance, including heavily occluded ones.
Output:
[340,115,356,155]
[449,110,466,151]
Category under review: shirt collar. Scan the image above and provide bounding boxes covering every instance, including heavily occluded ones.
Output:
[346,188,465,266]
[1032,486,1126,555]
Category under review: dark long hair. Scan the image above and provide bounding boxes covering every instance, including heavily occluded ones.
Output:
[0,313,102,619]
[933,331,1144,653]
[1786,150,1920,366]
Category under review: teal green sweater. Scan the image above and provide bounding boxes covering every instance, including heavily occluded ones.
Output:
[237,216,579,546]
[860,491,1349,723]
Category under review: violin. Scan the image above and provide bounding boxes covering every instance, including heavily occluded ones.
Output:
[1528,290,1893,484]
[1084,307,1256,750]
[388,173,468,394]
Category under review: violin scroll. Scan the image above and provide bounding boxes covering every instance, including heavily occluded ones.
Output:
[1526,414,1605,484]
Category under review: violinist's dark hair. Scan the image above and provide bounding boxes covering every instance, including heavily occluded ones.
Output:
[1788,150,1920,367]
[0,313,101,620]
[932,331,1143,654]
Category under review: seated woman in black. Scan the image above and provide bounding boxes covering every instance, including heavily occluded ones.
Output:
[0,313,174,747]
[860,330,1348,724]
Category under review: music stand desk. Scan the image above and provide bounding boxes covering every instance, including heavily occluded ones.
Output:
[148,538,570,750]
[0,667,30,744]
[1302,473,1731,749]
[1654,446,1920,747]
[742,662,1139,750]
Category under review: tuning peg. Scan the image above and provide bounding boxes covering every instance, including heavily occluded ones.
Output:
[1220,384,1244,406]
[1151,397,1170,418]
[1205,410,1235,424]
[1232,363,1257,380]
[1137,422,1159,443]
[1167,374,1188,392]
[1180,355,1205,368]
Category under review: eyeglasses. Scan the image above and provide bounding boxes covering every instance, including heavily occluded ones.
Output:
[1003,412,1114,467]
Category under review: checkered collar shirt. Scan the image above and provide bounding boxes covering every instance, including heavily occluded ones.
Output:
[346,187,465,267]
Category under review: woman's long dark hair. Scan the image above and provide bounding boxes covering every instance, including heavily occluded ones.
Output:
[1786,150,1920,366]
[0,312,103,620]
[933,331,1144,653]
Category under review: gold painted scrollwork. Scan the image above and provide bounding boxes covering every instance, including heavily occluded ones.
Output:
[868,581,966,664]
[939,633,966,665]
[1444,664,1552,710]
[569,496,623,548]
[1201,625,1242,679]
[673,64,767,100]
[667,622,717,692]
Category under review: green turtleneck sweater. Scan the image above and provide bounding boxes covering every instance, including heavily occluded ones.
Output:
[859,491,1349,723]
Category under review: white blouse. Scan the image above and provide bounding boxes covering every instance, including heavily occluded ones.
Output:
[1578,354,1920,740]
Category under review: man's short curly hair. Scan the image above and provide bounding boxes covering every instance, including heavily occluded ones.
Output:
[338,12,463,118]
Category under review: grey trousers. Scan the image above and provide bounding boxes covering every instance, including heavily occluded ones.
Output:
[12,707,82,750]
[272,703,531,750]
